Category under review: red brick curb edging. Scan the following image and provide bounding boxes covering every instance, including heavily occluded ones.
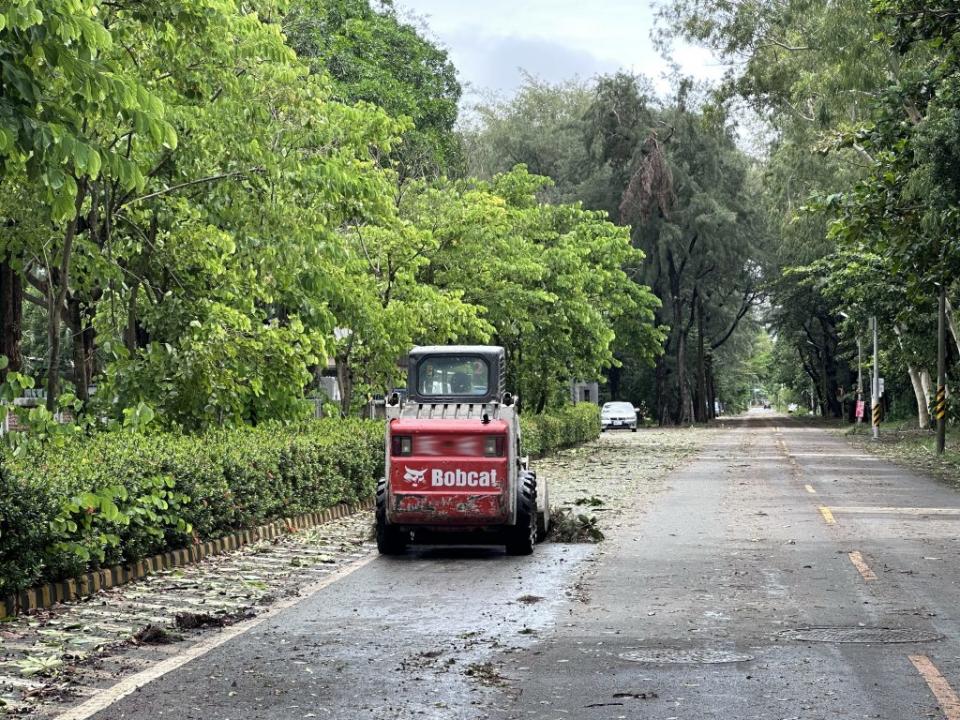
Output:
[2,498,375,618]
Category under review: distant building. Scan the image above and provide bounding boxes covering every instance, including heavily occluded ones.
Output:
[317,376,341,402]
[571,381,599,404]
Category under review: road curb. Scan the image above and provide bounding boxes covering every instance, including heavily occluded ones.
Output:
[2,498,375,618]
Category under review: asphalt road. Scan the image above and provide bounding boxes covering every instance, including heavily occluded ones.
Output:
[82,413,960,720]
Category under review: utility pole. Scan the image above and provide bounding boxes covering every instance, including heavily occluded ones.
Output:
[872,316,880,441]
[937,284,947,454]
[857,335,863,426]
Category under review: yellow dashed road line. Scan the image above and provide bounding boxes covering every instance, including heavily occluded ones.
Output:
[818,506,836,525]
[910,655,960,720]
[848,551,877,582]
[805,484,817,495]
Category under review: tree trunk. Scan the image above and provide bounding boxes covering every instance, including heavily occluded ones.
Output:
[676,328,689,424]
[705,353,716,419]
[0,255,23,375]
[608,363,621,401]
[68,297,87,400]
[907,365,931,429]
[819,345,829,417]
[921,368,933,405]
[694,297,707,422]
[335,352,353,417]
[82,304,96,397]
[892,325,931,430]
[672,297,690,424]
[666,249,689,425]
[654,356,668,426]
[814,319,843,418]
[945,298,960,359]
[46,184,86,412]
[535,355,549,413]
[125,279,141,354]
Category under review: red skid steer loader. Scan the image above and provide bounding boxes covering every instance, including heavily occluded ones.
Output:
[377,346,549,555]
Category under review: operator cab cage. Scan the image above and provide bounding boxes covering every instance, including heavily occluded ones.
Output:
[407,346,506,405]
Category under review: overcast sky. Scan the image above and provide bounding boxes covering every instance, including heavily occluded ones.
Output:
[395,1,726,103]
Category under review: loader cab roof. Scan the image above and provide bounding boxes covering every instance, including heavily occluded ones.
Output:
[407,346,505,404]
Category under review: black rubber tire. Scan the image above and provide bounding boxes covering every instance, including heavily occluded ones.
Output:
[631,426,637,432]
[375,478,407,555]
[535,471,550,542]
[505,471,537,555]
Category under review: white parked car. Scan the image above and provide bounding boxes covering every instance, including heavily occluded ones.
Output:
[601,401,638,432]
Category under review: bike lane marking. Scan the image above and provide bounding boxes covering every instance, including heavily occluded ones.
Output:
[53,553,377,720]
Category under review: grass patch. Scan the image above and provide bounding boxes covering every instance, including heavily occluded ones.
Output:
[852,427,960,486]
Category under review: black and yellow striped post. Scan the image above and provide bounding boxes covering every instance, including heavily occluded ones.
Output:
[936,387,947,423]
[872,402,882,429]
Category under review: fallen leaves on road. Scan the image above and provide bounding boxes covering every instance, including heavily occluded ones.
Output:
[613,690,658,699]
[175,610,253,630]
[14,655,63,678]
[548,509,605,543]
[464,662,508,686]
[132,624,176,645]
[516,595,544,605]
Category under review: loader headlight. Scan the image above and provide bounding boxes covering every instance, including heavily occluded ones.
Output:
[392,435,413,456]
[484,436,505,457]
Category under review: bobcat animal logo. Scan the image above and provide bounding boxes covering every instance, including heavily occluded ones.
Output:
[403,467,428,486]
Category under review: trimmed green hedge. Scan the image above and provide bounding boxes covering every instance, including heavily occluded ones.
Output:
[520,403,601,457]
[0,419,383,597]
[0,407,600,598]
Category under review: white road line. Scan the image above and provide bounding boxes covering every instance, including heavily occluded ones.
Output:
[0,674,46,689]
[830,507,960,516]
[52,553,376,720]
[779,452,879,459]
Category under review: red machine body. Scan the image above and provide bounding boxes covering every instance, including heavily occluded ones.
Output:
[386,419,513,526]
[376,345,546,555]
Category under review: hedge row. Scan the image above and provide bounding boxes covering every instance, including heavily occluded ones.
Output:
[520,403,601,457]
[0,405,600,598]
[0,419,383,597]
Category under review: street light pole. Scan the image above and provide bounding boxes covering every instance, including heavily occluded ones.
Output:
[872,316,879,441]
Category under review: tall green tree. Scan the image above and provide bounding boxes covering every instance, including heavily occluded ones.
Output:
[285,0,463,180]
[657,0,898,418]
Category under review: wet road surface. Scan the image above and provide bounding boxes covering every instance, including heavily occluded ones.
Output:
[75,414,960,719]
